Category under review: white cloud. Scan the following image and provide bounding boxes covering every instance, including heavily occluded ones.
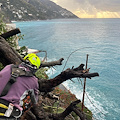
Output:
[88,0,120,12]
[50,0,120,18]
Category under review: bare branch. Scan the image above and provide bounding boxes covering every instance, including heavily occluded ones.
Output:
[38,64,99,92]
[52,100,88,120]
[41,58,64,67]
[0,28,21,39]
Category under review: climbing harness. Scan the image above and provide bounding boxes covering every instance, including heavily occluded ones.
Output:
[0,63,37,118]
[0,98,22,118]
[0,64,34,97]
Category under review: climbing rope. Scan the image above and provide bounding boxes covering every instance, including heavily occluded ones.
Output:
[77,78,107,117]
[62,47,92,71]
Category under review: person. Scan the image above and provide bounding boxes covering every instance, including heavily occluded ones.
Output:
[0,53,41,119]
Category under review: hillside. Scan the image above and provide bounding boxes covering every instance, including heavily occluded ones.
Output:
[0,0,78,22]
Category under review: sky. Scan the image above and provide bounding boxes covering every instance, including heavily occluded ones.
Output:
[51,0,120,18]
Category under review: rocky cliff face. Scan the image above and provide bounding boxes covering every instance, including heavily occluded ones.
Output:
[0,0,78,22]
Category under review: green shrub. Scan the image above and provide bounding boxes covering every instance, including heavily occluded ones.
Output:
[35,68,49,79]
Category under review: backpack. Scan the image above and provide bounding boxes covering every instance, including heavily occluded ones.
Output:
[0,64,34,97]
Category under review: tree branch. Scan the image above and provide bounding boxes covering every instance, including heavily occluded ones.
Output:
[38,64,99,92]
[72,106,87,120]
[52,100,88,120]
[41,58,64,67]
[0,28,21,39]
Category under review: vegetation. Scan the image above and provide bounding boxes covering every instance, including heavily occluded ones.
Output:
[53,87,92,120]
[35,67,49,79]
[0,15,23,47]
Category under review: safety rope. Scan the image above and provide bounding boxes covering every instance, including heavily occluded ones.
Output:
[77,78,107,117]
[62,47,92,71]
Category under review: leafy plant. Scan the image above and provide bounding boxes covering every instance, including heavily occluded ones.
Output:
[0,15,23,48]
[0,63,4,70]
[35,68,49,79]
[0,15,7,34]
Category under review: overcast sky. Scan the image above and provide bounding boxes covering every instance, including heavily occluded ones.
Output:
[51,0,120,18]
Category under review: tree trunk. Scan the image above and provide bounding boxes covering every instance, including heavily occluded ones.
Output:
[0,36,23,65]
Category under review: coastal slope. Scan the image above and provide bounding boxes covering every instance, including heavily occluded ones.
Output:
[0,0,78,22]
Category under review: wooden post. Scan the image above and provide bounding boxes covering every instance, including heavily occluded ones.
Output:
[82,54,89,112]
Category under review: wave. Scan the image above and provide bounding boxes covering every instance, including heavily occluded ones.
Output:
[43,60,108,120]
[63,80,108,120]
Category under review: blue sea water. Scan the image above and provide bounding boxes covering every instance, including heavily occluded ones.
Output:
[15,18,120,120]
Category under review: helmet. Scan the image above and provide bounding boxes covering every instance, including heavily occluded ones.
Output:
[24,53,41,69]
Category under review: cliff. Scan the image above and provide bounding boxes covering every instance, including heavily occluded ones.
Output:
[0,0,78,22]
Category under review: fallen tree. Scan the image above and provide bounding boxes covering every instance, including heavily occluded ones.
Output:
[0,29,99,120]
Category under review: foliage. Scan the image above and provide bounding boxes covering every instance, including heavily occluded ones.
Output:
[43,103,65,114]
[76,103,92,120]
[0,16,6,33]
[0,63,4,70]
[16,46,28,58]
[0,15,24,48]
[35,67,49,79]
[53,87,77,108]
[52,87,92,120]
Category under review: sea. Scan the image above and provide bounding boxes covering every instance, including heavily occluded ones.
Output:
[15,18,120,120]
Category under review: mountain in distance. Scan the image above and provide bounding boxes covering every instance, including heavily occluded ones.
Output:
[0,0,78,22]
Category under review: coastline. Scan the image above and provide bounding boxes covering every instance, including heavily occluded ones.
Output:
[59,83,69,92]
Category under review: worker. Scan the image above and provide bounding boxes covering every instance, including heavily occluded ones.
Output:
[0,53,41,119]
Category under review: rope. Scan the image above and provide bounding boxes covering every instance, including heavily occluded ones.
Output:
[77,78,107,117]
[62,47,92,71]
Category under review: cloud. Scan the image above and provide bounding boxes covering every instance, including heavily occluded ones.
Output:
[51,0,120,18]
[53,0,120,12]
[51,0,81,11]
[88,0,120,12]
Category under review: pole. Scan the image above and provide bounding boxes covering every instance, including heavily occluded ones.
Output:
[82,54,89,112]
